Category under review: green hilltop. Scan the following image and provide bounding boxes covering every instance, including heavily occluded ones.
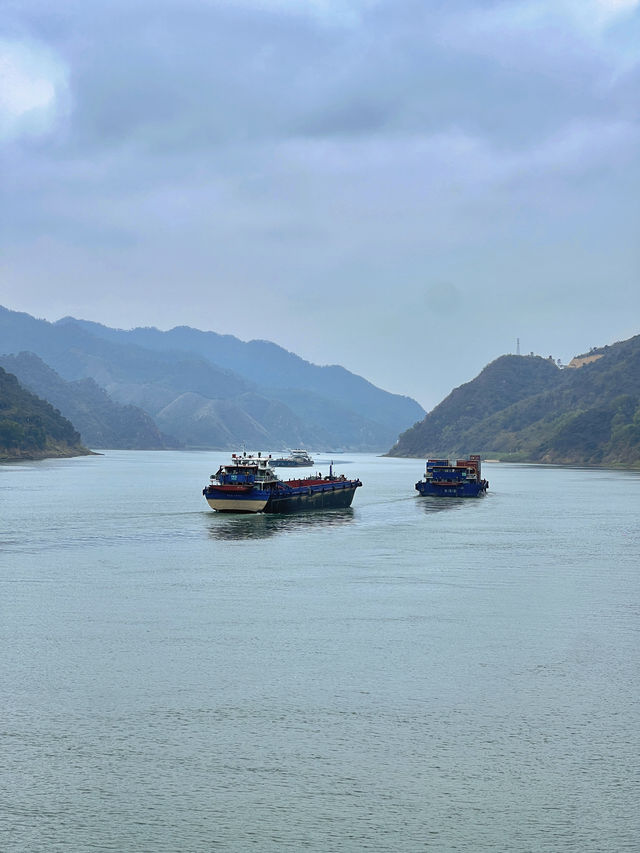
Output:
[388,334,640,468]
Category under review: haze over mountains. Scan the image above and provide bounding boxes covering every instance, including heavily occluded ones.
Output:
[0,306,424,451]
[389,335,640,467]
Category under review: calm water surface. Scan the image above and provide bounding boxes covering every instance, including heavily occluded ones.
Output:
[1,451,639,851]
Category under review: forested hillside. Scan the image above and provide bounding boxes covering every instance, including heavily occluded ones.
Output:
[0,367,90,460]
[389,336,640,468]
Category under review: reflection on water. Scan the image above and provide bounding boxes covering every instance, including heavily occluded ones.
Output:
[417,496,482,514]
[207,507,356,540]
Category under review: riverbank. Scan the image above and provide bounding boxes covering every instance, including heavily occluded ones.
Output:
[0,444,96,463]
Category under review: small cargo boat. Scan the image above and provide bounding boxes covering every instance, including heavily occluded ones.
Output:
[415,455,488,498]
[271,449,314,467]
[203,452,362,513]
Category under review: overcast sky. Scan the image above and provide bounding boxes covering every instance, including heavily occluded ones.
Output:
[2,0,639,409]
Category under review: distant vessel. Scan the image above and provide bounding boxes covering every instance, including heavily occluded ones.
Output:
[415,455,488,498]
[271,449,314,467]
[203,452,361,513]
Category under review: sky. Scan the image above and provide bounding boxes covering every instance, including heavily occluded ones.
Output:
[1,0,639,410]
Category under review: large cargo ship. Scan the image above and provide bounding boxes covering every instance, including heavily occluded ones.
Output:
[271,449,314,467]
[415,455,488,498]
[203,452,362,513]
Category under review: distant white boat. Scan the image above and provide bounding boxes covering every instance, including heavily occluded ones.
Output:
[271,449,314,467]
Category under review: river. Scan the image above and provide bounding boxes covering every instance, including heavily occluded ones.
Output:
[1,451,638,851]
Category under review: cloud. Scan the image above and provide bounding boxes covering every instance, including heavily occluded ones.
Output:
[582,0,640,26]
[0,38,69,140]
[5,0,637,153]
[439,0,640,75]
[238,0,376,26]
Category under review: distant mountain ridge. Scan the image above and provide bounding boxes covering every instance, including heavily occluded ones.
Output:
[388,335,640,467]
[55,317,420,433]
[0,365,90,460]
[1,306,424,450]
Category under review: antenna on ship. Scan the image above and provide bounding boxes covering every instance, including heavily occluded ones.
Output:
[516,337,521,356]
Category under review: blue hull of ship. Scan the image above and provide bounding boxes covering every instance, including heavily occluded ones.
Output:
[265,481,359,513]
[415,480,487,498]
[204,479,361,513]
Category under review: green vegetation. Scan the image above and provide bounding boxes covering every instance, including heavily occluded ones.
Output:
[0,367,89,460]
[388,336,640,468]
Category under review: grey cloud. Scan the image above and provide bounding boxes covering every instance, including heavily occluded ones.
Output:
[9,0,633,154]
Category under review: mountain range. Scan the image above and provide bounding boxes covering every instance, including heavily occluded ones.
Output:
[388,335,640,467]
[0,306,424,451]
[3,303,640,467]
